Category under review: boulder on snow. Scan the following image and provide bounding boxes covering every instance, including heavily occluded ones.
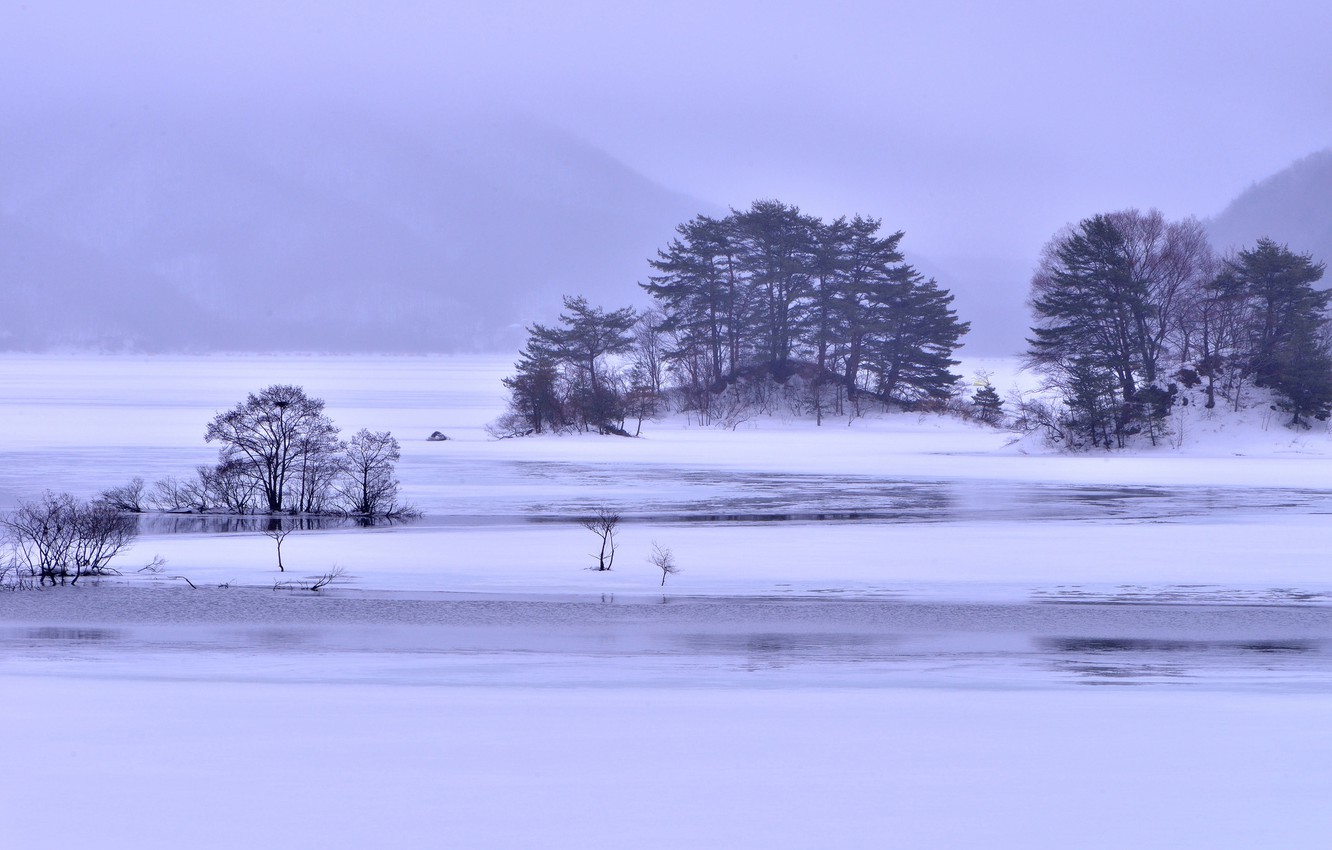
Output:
[428,431,449,441]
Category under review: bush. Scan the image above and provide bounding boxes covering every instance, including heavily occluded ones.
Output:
[98,477,147,512]
[2,492,138,585]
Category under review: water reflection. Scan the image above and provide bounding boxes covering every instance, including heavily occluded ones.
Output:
[8,445,1332,531]
[1040,636,1321,685]
[1043,637,1315,654]
[445,461,1332,526]
[24,627,123,643]
[134,513,417,535]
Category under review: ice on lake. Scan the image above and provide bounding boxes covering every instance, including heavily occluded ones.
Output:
[4,354,1332,849]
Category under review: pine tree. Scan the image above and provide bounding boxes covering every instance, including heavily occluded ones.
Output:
[1217,238,1330,406]
[971,383,1004,425]
[500,297,638,436]
[1028,215,1145,406]
[501,338,564,434]
[642,215,746,392]
[860,273,969,403]
[729,200,821,377]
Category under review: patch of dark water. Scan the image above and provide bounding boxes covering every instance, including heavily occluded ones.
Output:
[134,513,417,535]
[129,472,1332,535]
[1034,585,1332,606]
[3,587,1330,690]
[496,463,1332,524]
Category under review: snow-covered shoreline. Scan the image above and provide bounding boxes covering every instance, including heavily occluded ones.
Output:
[3,353,1331,599]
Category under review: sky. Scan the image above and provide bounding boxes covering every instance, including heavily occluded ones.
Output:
[4,0,1331,349]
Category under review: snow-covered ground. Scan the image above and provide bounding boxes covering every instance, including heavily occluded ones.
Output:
[3,353,1331,848]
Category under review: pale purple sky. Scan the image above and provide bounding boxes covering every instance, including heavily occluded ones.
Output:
[6,0,1331,282]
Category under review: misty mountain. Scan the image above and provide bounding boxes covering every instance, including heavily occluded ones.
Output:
[1207,148,1332,264]
[0,100,711,352]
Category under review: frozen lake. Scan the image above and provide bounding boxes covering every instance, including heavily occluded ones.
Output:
[5,355,1332,848]
[120,465,1332,531]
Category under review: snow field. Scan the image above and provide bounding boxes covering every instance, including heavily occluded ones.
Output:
[7,677,1330,850]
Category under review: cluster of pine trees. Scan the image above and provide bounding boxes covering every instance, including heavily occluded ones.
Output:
[1025,209,1331,448]
[496,201,971,435]
[497,296,652,436]
[644,201,969,424]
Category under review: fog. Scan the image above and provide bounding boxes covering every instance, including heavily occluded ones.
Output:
[3,1,1331,354]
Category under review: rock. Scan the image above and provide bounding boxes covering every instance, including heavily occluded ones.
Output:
[428,431,449,441]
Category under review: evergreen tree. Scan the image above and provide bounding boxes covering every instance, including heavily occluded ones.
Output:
[503,201,974,435]
[1025,212,1213,446]
[729,200,821,377]
[1216,238,1330,394]
[1270,314,1332,427]
[1028,214,1145,406]
[860,272,969,402]
[501,339,564,434]
[837,217,909,404]
[1026,214,1332,442]
[499,297,638,435]
[805,216,855,422]
[971,383,1004,425]
[642,204,967,414]
[1062,356,1121,449]
[642,214,746,392]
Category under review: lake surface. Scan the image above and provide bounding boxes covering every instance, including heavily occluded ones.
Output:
[4,586,1329,691]
[90,462,1332,535]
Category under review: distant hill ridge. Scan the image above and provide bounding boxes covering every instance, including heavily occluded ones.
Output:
[1207,148,1332,265]
[0,99,710,352]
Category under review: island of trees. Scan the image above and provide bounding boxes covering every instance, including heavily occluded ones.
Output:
[495,200,970,435]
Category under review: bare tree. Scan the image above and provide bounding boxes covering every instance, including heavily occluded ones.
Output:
[3,492,137,585]
[205,385,339,513]
[6,492,79,582]
[262,518,296,572]
[581,508,620,571]
[648,541,679,586]
[150,468,219,512]
[72,504,138,580]
[98,477,146,512]
[291,426,343,514]
[1107,209,1216,383]
[337,429,403,515]
[149,475,193,511]
[631,308,669,396]
[206,459,263,513]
